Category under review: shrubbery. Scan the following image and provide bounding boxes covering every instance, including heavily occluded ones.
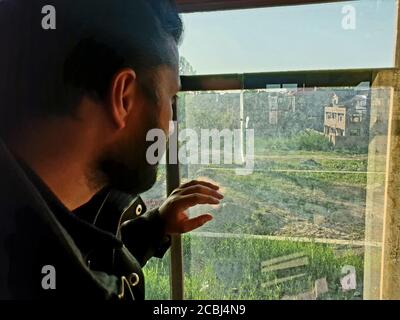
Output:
[258,130,333,152]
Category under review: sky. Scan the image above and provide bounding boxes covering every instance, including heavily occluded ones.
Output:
[179,0,397,75]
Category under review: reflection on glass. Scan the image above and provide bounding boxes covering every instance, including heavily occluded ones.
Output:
[140,165,170,300]
[140,164,167,211]
[178,86,390,300]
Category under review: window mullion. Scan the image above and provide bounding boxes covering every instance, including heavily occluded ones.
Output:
[167,102,185,300]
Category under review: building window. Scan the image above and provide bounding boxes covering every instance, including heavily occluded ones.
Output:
[351,115,361,123]
[350,129,361,136]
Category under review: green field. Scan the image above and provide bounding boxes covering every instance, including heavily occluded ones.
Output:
[186,148,368,241]
[143,140,370,300]
[144,235,363,300]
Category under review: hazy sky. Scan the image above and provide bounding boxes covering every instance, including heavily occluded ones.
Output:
[179,0,397,75]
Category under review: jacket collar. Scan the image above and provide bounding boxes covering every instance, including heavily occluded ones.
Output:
[14,149,123,257]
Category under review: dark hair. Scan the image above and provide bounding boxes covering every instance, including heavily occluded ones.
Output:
[0,0,183,134]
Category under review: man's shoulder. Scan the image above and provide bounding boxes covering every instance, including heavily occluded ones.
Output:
[0,140,120,300]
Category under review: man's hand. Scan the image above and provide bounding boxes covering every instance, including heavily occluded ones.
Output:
[159,180,224,235]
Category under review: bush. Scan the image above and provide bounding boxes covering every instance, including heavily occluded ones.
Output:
[258,130,333,152]
[290,130,333,151]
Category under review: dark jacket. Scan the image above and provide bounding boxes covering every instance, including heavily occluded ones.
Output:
[0,140,170,300]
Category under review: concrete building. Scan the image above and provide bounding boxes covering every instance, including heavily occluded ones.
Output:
[324,93,369,148]
[267,88,296,125]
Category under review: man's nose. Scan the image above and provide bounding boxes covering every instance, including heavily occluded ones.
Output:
[168,120,175,138]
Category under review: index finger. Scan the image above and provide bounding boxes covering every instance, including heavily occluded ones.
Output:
[174,193,221,211]
[180,180,220,191]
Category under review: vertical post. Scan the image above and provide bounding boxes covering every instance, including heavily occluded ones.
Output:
[167,103,184,300]
[364,81,393,299]
[239,90,245,163]
[371,71,400,299]
[376,77,400,299]
[370,0,400,300]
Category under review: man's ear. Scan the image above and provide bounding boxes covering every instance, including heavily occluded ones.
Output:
[109,68,137,129]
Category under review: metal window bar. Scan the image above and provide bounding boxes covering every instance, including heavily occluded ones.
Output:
[167,103,184,300]
[180,68,393,92]
[167,67,393,300]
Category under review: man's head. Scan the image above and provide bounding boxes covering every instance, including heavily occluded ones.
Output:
[0,0,183,196]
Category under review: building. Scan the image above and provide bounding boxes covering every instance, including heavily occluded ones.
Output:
[324,93,369,148]
[267,88,296,125]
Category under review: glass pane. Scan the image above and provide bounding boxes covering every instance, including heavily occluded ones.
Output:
[178,85,391,300]
[141,165,170,300]
[179,0,397,75]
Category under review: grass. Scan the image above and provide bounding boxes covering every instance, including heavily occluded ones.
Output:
[144,235,364,300]
[255,132,368,155]
[192,154,367,240]
[142,136,370,300]
[255,131,334,153]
